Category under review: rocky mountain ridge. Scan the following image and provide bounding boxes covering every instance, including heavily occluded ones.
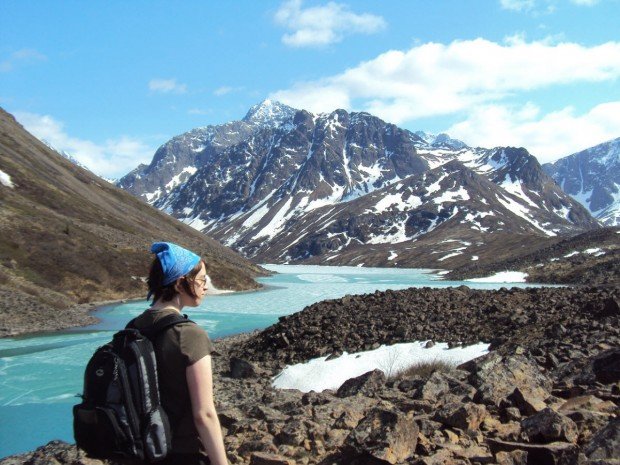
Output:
[543,137,620,226]
[118,101,599,269]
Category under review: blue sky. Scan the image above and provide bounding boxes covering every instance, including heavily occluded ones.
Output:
[1,0,619,178]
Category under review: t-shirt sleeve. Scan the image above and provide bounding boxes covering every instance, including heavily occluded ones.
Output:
[176,323,214,366]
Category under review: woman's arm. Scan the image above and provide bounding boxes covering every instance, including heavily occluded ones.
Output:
[186,355,228,465]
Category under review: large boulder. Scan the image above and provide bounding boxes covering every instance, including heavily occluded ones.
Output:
[554,348,620,388]
[590,348,620,384]
[337,369,386,398]
[275,418,306,446]
[343,408,419,464]
[249,452,295,465]
[584,417,620,461]
[508,387,548,416]
[460,353,551,407]
[230,356,259,379]
[520,408,578,444]
[434,402,488,431]
[487,438,579,465]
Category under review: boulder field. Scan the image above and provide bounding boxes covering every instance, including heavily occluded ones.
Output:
[2,286,618,465]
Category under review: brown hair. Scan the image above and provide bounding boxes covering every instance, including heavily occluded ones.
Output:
[147,258,205,303]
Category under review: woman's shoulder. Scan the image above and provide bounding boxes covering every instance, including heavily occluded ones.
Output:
[172,322,214,363]
[174,320,208,338]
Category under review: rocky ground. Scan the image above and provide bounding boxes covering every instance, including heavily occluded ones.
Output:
[0,289,124,337]
[2,286,619,465]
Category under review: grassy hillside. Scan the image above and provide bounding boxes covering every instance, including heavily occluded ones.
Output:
[0,108,267,336]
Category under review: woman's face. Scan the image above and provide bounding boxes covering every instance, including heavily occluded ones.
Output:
[180,262,208,307]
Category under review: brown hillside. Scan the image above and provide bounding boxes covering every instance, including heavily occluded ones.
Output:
[446,226,619,286]
[0,108,267,336]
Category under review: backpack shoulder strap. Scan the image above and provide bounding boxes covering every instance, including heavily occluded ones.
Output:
[126,313,195,340]
[151,313,194,335]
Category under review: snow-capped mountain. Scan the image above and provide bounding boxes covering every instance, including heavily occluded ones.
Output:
[543,138,620,226]
[118,100,298,203]
[117,100,599,268]
[41,139,89,171]
[39,139,118,183]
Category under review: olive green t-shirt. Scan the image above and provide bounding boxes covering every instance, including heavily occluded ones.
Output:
[132,308,214,454]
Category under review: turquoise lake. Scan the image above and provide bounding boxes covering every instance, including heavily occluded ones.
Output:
[0,264,542,458]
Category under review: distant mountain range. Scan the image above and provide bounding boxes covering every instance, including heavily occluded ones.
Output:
[117,100,607,268]
[543,137,620,226]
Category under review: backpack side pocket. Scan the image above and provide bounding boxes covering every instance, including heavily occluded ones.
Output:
[73,403,128,457]
[142,405,172,462]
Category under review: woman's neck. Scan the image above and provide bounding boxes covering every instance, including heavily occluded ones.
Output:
[150,297,183,312]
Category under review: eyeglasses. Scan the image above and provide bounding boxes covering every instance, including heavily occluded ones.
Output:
[192,277,207,287]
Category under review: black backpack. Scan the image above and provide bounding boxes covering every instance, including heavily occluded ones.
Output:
[73,313,194,462]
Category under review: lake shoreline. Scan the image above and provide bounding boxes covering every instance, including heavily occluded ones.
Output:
[0,281,273,339]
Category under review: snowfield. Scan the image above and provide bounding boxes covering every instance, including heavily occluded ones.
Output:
[466,271,528,283]
[272,340,489,392]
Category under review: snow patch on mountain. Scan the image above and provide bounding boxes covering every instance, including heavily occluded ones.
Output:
[501,175,538,208]
[165,166,197,191]
[243,99,297,128]
[375,193,421,212]
[0,169,14,188]
[496,192,557,236]
[433,186,470,204]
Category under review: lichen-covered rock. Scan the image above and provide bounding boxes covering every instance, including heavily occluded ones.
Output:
[508,386,549,416]
[336,369,386,398]
[488,438,579,465]
[434,402,488,431]
[584,417,620,461]
[231,357,259,379]
[558,395,617,414]
[343,408,419,464]
[249,452,295,465]
[495,449,528,465]
[460,353,551,407]
[520,408,578,444]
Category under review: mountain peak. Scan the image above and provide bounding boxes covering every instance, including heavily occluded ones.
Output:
[414,131,467,150]
[242,100,298,127]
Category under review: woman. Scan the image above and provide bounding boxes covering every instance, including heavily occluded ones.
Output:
[131,242,228,465]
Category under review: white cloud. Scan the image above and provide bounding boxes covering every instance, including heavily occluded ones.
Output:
[214,86,234,96]
[188,108,212,115]
[447,101,620,163]
[0,48,47,73]
[500,0,536,11]
[270,37,620,162]
[148,78,187,94]
[213,85,244,96]
[570,0,599,5]
[274,0,386,48]
[15,112,156,178]
[500,0,599,13]
[270,37,620,124]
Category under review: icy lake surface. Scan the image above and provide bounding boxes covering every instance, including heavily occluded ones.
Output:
[0,264,541,457]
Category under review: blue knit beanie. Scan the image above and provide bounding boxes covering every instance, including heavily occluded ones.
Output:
[151,242,201,286]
